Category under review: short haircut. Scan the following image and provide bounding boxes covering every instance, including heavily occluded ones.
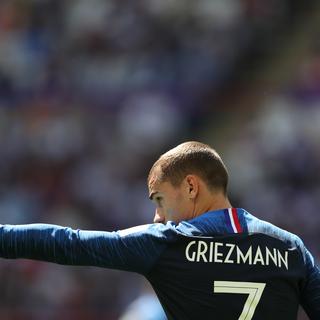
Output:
[148,141,229,194]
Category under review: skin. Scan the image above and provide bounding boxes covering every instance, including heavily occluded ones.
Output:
[148,170,232,224]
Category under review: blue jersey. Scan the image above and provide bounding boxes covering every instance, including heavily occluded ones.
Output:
[0,208,319,319]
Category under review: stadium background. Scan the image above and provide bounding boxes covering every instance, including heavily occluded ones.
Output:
[0,0,319,319]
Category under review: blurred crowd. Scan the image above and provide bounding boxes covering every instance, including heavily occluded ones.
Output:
[0,0,319,319]
[0,0,315,110]
[226,44,320,258]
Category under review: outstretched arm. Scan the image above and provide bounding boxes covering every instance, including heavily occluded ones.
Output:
[0,223,174,274]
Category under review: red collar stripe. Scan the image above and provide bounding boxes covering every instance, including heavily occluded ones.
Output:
[228,208,242,233]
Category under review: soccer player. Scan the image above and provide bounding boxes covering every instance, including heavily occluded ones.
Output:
[0,141,319,319]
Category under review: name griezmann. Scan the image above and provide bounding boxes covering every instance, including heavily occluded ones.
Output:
[185,240,289,270]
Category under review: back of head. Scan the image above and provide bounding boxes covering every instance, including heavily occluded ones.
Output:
[148,141,229,194]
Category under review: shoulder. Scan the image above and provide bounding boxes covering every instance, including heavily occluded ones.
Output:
[244,210,307,260]
[117,222,180,242]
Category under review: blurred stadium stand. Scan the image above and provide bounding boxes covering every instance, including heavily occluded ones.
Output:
[0,0,319,319]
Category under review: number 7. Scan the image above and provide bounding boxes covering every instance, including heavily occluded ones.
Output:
[214,281,266,320]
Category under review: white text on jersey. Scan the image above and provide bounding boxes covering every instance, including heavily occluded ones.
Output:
[185,241,289,270]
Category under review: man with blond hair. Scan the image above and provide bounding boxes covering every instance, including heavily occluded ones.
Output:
[0,141,319,319]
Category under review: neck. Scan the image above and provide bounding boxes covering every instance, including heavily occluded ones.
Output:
[192,192,232,219]
[207,196,232,212]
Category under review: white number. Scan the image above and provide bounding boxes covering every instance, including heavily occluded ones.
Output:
[214,281,266,320]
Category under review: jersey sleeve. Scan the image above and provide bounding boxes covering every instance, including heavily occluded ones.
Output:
[0,223,177,274]
[300,246,320,319]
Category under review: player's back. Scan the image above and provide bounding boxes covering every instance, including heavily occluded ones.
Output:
[0,207,317,319]
[147,208,311,320]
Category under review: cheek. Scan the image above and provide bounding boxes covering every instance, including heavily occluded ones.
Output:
[162,190,189,221]
[170,193,189,216]
[166,210,176,221]
[164,200,180,220]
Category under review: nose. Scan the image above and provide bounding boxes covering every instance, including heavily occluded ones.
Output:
[153,209,165,224]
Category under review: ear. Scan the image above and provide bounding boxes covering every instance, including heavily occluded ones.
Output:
[184,175,199,200]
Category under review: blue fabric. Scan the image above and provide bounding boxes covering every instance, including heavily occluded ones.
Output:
[0,208,319,318]
[0,223,175,273]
